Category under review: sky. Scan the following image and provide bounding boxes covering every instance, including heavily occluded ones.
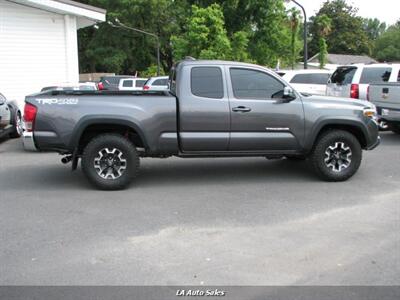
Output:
[285,0,400,25]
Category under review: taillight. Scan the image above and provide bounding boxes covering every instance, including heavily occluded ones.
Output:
[350,84,359,99]
[143,85,150,91]
[24,103,37,132]
[98,82,104,90]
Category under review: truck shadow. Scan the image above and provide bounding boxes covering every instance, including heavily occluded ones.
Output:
[135,158,318,188]
[379,131,400,146]
[0,158,319,192]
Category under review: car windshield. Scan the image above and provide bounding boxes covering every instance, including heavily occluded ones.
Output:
[330,67,357,85]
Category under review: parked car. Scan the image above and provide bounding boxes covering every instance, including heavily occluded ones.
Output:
[143,76,169,91]
[368,82,400,134]
[22,59,379,190]
[98,75,136,91]
[326,63,400,100]
[0,92,22,139]
[41,82,97,92]
[279,70,331,95]
[118,78,148,91]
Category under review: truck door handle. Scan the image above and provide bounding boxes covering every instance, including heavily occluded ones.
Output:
[232,106,251,113]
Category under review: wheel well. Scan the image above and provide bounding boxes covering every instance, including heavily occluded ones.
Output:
[78,124,145,153]
[316,124,367,148]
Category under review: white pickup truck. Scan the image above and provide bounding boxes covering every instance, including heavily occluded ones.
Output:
[368,82,400,134]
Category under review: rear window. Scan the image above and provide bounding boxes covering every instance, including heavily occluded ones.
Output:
[153,79,168,86]
[122,80,133,88]
[330,67,357,85]
[191,67,223,99]
[135,80,146,88]
[290,73,330,85]
[360,67,392,84]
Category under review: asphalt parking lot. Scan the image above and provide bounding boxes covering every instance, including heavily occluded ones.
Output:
[0,133,399,285]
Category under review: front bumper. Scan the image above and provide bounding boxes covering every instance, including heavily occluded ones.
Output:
[22,131,38,151]
[366,136,381,150]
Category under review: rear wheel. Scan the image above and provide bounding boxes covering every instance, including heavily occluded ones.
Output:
[81,134,139,190]
[309,130,362,182]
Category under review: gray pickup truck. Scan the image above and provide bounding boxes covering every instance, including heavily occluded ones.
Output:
[23,60,380,190]
[368,82,400,134]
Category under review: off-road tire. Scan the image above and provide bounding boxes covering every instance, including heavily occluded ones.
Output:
[81,134,139,190]
[309,130,362,182]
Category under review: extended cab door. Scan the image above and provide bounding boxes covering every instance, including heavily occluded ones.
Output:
[227,67,305,151]
[178,65,230,152]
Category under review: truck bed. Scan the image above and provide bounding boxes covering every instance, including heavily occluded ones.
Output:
[25,90,178,154]
[369,82,400,122]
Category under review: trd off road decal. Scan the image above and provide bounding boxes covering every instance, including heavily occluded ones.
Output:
[36,98,79,105]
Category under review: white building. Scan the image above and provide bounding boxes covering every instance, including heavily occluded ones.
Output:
[0,0,106,108]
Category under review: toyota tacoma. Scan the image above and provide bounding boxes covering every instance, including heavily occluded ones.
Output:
[22,60,380,190]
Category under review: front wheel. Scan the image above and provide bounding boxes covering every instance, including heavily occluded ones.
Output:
[81,134,139,190]
[9,111,23,138]
[309,130,362,182]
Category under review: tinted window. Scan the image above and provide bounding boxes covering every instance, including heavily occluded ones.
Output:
[80,85,96,91]
[330,67,357,85]
[360,67,392,84]
[153,79,168,86]
[135,80,146,87]
[102,77,121,85]
[191,67,223,98]
[290,73,330,85]
[122,80,133,87]
[230,68,285,99]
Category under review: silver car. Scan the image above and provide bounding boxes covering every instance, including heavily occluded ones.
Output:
[143,76,169,91]
[0,93,22,139]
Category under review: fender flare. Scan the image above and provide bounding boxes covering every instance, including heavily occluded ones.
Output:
[305,117,369,152]
[69,115,148,150]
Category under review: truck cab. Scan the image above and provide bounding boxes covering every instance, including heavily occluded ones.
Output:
[172,60,304,153]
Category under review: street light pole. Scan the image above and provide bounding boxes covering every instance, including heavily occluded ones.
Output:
[287,0,308,69]
[108,19,161,76]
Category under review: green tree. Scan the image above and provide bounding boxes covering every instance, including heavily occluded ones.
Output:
[187,0,295,67]
[315,14,332,69]
[171,4,232,60]
[363,18,386,41]
[289,9,300,69]
[77,0,188,74]
[374,22,400,62]
[309,0,370,56]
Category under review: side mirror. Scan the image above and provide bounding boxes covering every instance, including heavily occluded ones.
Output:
[283,86,296,100]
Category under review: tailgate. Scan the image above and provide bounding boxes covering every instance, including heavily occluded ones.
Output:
[369,83,400,105]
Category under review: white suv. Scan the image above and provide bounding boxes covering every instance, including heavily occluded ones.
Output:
[326,64,400,100]
[279,70,331,95]
[118,78,148,91]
